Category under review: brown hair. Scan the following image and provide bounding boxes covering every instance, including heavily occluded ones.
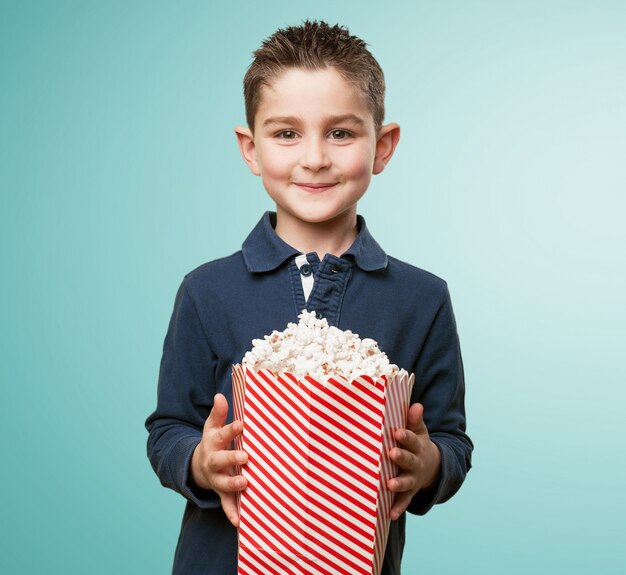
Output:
[243,21,386,131]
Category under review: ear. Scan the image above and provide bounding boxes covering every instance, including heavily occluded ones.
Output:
[234,126,260,176]
[373,122,400,175]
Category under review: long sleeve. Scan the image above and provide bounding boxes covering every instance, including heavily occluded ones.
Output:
[407,287,473,515]
[145,279,221,508]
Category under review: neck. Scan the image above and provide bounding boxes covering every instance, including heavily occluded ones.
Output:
[274,208,358,258]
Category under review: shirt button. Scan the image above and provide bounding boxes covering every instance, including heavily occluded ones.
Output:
[315,311,324,319]
[300,264,312,276]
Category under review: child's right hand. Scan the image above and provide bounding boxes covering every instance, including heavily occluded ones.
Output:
[190,393,248,527]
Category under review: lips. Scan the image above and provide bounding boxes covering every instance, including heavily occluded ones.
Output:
[294,182,338,192]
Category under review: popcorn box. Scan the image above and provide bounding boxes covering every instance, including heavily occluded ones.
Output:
[232,364,414,575]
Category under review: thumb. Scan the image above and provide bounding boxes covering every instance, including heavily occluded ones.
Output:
[406,403,428,436]
[204,393,229,432]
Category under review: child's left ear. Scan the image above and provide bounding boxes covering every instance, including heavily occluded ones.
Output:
[373,123,401,175]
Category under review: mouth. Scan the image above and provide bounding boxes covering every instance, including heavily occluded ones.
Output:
[294,182,338,193]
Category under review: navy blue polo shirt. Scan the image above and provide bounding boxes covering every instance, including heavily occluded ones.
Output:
[146,211,472,575]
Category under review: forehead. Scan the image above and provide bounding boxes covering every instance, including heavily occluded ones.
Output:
[255,67,374,126]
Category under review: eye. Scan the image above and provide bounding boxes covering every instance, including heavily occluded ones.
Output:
[329,129,351,140]
[276,130,299,140]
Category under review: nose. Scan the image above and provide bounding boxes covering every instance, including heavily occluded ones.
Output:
[300,137,330,171]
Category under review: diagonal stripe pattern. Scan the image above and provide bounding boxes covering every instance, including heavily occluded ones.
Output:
[232,365,414,575]
[371,371,414,575]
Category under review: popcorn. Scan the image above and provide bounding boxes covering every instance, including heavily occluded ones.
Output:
[234,311,415,575]
[242,310,406,381]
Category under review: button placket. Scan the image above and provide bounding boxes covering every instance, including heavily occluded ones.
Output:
[304,256,352,326]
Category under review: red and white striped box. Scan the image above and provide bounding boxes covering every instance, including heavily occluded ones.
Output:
[232,364,414,575]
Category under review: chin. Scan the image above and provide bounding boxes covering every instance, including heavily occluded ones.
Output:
[295,209,352,225]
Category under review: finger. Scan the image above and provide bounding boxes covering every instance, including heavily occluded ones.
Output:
[406,403,428,436]
[221,491,241,527]
[393,428,420,455]
[211,419,244,448]
[389,445,418,472]
[207,449,248,472]
[212,473,247,494]
[387,472,417,494]
[204,393,232,434]
[389,491,412,520]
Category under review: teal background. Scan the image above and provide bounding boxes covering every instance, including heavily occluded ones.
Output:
[1,0,625,573]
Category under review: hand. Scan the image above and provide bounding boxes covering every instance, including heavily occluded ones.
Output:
[387,402,441,520]
[190,393,248,527]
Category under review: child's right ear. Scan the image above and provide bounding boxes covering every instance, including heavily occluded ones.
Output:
[235,127,261,176]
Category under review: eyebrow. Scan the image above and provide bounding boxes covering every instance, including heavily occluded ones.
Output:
[261,114,367,128]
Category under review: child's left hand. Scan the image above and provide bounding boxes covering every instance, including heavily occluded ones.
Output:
[387,402,441,520]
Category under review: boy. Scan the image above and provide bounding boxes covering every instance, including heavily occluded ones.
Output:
[146,21,472,575]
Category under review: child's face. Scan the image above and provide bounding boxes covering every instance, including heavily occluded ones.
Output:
[236,67,398,228]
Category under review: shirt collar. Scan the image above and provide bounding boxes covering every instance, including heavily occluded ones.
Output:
[342,216,388,271]
[242,211,388,273]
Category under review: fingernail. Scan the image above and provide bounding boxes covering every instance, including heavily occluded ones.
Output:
[236,453,247,464]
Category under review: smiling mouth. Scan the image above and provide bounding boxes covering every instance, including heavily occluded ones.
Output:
[294,182,338,192]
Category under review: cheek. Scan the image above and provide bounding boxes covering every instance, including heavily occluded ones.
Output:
[258,148,293,181]
[336,140,376,174]
[341,151,374,180]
